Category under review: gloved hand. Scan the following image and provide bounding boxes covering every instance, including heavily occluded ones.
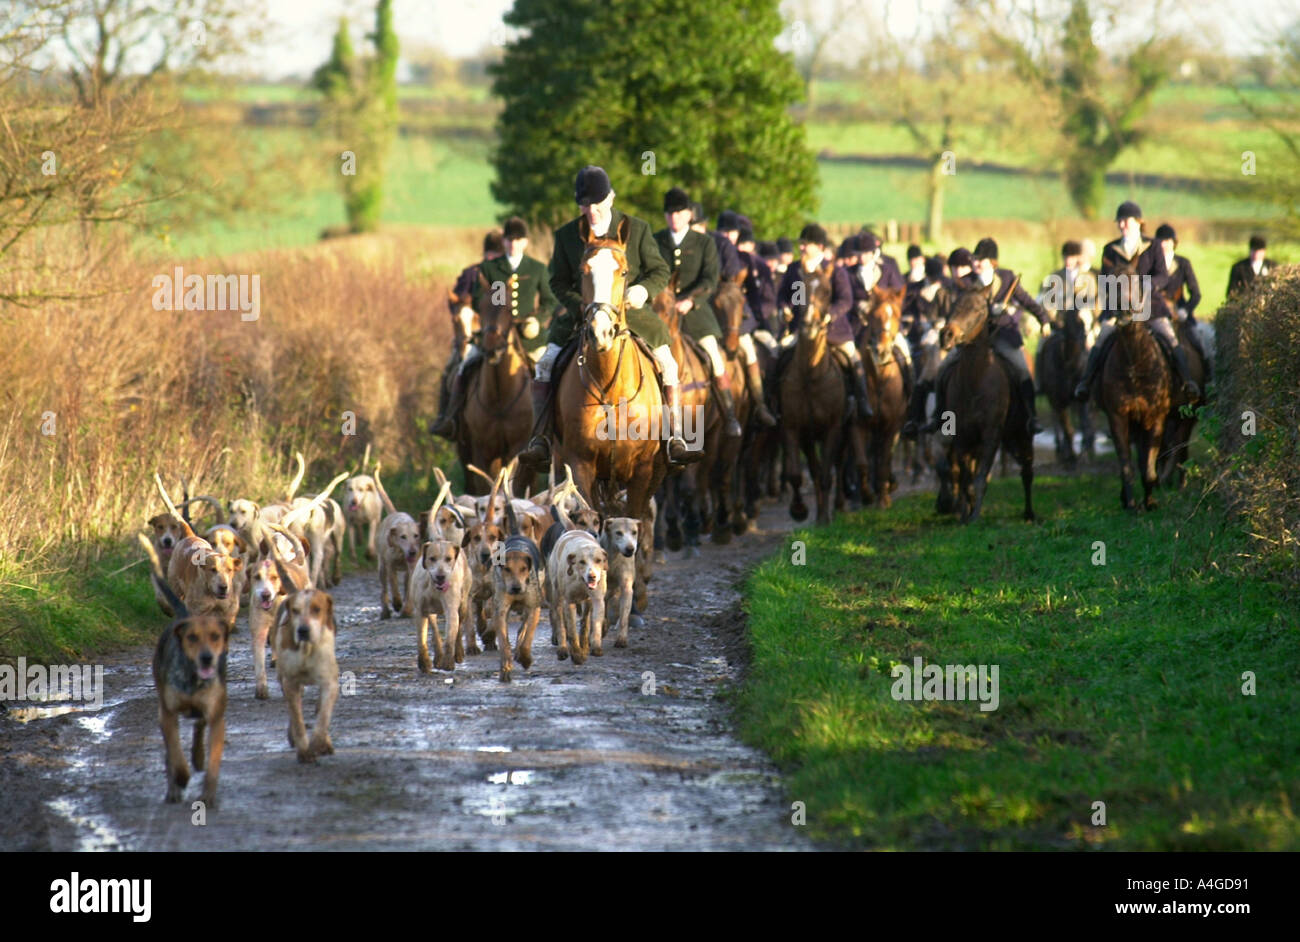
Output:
[626,284,648,308]
[522,316,540,339]
[991,302,1007,318]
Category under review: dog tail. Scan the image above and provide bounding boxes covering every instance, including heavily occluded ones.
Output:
[373,462,398,516]
[264,526,309,592]
[285,451,306,502]
[281,471,349,529]
[137,533,188,618]
[154,473,196,539]
[505,499,522,538]
[182,494,224,525]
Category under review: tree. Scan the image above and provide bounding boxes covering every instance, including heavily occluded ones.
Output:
[311,1,399,234]
[490,0,817,235]
[967,0,1176,219]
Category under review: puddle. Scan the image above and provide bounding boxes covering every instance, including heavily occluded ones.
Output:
[487,770,536,785]
[6,704,84,723]
[46,798,126,852]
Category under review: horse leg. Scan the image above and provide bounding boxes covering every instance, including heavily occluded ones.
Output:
[664,477,684,552]
[784,427,808,522]
[968,435,1000,524]
[1140,421,1160,511]
[1111,415,1135,510]
[1059,399,1076,469]
[681,470,701,558]
[1017,435,1036,521]
[814,429,838,526]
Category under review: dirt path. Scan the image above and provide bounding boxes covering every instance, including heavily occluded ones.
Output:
[1,501,818,852]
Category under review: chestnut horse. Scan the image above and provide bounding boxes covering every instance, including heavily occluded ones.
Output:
[552,217,667,525]
[458,274,533,496]
[779,261,847,525]
[853,285,908,508]
[1092,277,1172,510]
[939,283,1035,523]
[654,277,721,557]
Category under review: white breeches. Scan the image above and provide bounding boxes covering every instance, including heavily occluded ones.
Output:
[652,344,679,387]
[697,334,726,377]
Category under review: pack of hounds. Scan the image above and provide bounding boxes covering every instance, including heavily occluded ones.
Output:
[138,452,652,808]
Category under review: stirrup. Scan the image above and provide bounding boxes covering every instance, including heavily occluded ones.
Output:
[519,436,550,467]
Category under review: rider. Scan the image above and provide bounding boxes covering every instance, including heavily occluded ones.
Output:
[1154,223,1209,366]
[900,253,963,440]
[1038,240,1094,325]
[433,230,504,431]
[653,186,743,438]
[431,217,558,439]
[1073,201,1199,402]
[848,233,914,404]
[733,225,780,427]
[777,224,874,420]
[919,237,1051,437]
[518,165,700,469]
[1226,234,1274,300]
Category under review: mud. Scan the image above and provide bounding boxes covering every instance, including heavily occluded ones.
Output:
[0,502,816,852]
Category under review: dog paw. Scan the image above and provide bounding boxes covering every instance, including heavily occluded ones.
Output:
[309,736,333,757]
[466,642,480,656]
[516,650,532,670]
[200,788,219,810]
[165,783,184,803]
[297,748,317,764]
[499,668,512,684]
[614,635,628,649]
[590,645,603,657]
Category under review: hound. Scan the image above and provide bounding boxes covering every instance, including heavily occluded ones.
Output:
[140,535,229,808]
[488,502,547,683]
[373,465,421,619]
[248,526,310,700]
[600,515,641,649]
[155,476,242,636]
[341,474,384,562]
[545,527,608,665]
[408,538,472,673]
[266,539,340,764]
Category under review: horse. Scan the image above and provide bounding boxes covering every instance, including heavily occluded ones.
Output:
[1035,304,1096,469]
[778,261,848,525]
[653,276,721,557]
[456,274,533,496]
[853,285,908,508]
[551,216,667,528]
[1158,317,1209,488]
[939,283,1035,523]
[707,274,753,541]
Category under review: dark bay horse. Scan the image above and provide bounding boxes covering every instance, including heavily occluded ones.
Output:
[779,261,847,525]
[552,216,667,524]
[939,283,1035,523]
[1158,318,1208,488]
[708,276,752,542]
[1093,276,1172,510]
[1036,305,1095,469]
[458,274,533,495]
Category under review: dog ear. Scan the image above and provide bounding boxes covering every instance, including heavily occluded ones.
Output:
[461,529,473,548]
[323,593,336,631]
[173,618,192,640]
[231,556,244,571]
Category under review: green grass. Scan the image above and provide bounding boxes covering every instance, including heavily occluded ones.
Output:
[739,474,1300,850]
[0,547,161,665]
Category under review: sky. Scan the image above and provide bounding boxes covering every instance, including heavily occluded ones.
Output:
[242,0,1277,81]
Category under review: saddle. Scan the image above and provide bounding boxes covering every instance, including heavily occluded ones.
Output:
[544,328,666,420]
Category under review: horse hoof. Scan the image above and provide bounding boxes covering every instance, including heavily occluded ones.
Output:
[790,502,808,522]
[655,551,667,565]
[684,545,701,559]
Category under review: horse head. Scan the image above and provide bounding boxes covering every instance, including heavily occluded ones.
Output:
[798,260,835,342]
[475,270,513,362]
[862,285,905,365]
[448,289,479,349]
[941,281,994,348]
[578,215,630,354]
[713,269,747,355]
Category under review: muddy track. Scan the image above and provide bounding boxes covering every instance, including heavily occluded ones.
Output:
[1,499,826,852]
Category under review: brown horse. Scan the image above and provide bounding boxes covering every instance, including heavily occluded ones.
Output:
[1093,281,1173,511]
[707,276,752,542]
[779,262,847,524]
[654,278,721,557]
[853,285,908,508]
[1158,318,1208,488]
[939,284,1035,523]
[552,216,667,525]
[457,275,533,496]
[1036,305,1095,469]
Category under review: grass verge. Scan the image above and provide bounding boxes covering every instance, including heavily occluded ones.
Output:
[738,473,1300,850]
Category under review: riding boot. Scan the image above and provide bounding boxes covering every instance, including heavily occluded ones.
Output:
[744,359,778,426]
[665,384,705,465]
[430,367,468,439]
[901,378,932,440]
[715,375,743,438]
[1074,332,1114,401]
[1022,377,1044,436]
[848,353,875,420]
[517,380,552,469]
[1171,345,1201,400]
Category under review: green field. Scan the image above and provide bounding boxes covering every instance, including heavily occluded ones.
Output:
[738,474,1300,850]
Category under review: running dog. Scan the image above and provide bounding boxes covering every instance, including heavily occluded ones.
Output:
[140,535,229,808]
[488,502,546,683]
[408,538,472,673]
